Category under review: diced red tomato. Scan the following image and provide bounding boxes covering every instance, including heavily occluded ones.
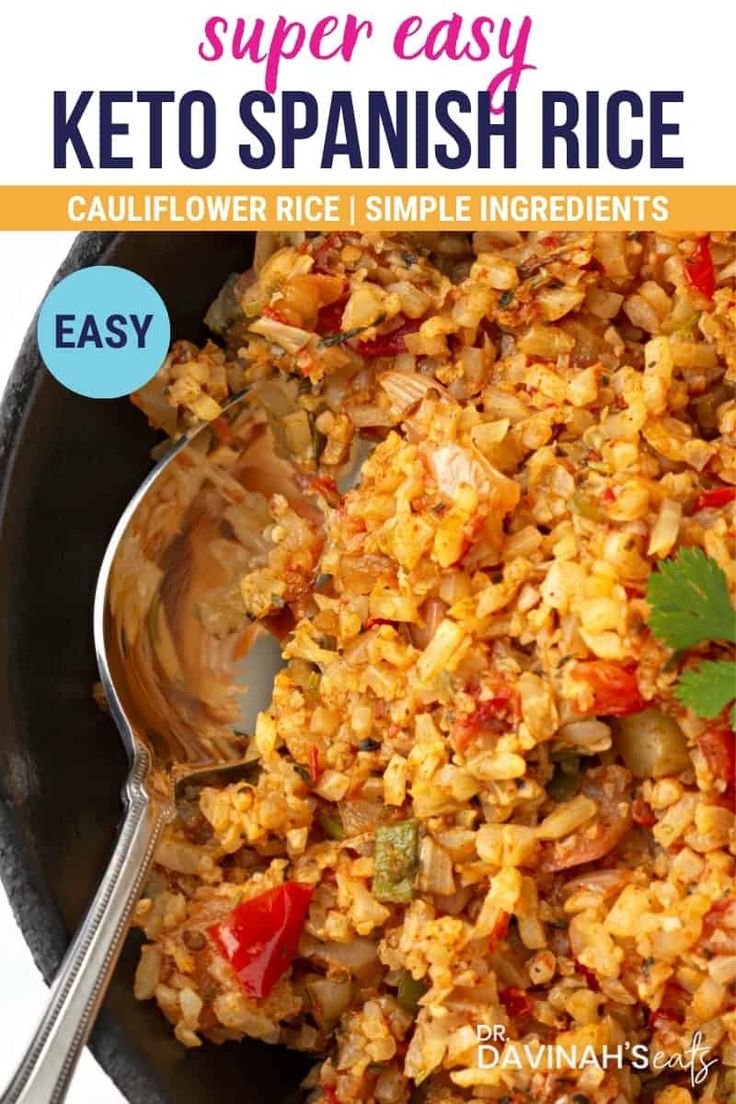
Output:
[474,691,519,724]
[355,317,423,358]
[631,797,656,827]
[698,724,736,787]
[451,687,519,752]
[208,883,313,998]
[684,238,716,300]
[315,298,347,337]
[540,235,560,249]
[572,661,647,717]
[309,744,321,784]
[694,486,736,511]
[499,987,533,1018]
[600,487,616,504]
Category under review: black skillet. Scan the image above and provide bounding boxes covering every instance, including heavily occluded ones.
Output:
[0,231,310,1102]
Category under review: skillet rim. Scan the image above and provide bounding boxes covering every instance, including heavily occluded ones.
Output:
[0,231,170,1104]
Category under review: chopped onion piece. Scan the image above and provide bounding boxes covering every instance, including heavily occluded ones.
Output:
[419,837,455,895]
[305,976,352,1029]
[379,370,450,416]
[298,933,380,980]
[613,709,690,779]
[249,316,313,353]
[647,498,682,558]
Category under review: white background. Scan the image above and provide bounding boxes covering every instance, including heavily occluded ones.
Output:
[0,0,734,185]
[0,232,123,1102]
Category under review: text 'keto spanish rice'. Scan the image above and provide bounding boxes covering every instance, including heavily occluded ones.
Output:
[129,230,736,1104]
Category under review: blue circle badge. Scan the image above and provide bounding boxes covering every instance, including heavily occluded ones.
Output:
[37,265,171,399]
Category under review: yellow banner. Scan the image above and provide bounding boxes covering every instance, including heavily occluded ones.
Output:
[1,186,734,231]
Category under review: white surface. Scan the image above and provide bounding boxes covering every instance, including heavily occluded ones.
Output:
[0,232,125,1102]
[1,0,735,186]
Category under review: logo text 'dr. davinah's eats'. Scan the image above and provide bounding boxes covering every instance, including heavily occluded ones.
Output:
[476,1026,718,1089]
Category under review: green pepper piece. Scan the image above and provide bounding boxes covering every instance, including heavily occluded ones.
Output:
[396,970,428,1012]
[317,809,345,841]
[372,819,419,904]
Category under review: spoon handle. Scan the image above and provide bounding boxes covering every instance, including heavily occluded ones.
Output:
[1,754,169,1104]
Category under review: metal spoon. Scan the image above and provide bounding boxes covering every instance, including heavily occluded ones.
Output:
[2,392,324,1103]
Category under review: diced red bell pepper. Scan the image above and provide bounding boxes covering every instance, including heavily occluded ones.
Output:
[698,724,736,787]
[572,661,647,717]
[694,487,736,511]
[684,238,716,300]
[355,317,423,358]
[208,883,313,998]
[631,796,656,827]
[499,987,533,1018]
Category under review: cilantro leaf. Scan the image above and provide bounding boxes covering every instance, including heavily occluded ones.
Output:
[674,659,736,725]
[646,548,736,650]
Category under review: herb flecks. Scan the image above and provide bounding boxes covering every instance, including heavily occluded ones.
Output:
[319,324,372,348]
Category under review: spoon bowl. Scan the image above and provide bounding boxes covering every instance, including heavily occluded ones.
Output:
[98,393,299,782]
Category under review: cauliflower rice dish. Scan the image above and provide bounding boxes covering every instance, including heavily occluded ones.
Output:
[129,230,736,1104]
